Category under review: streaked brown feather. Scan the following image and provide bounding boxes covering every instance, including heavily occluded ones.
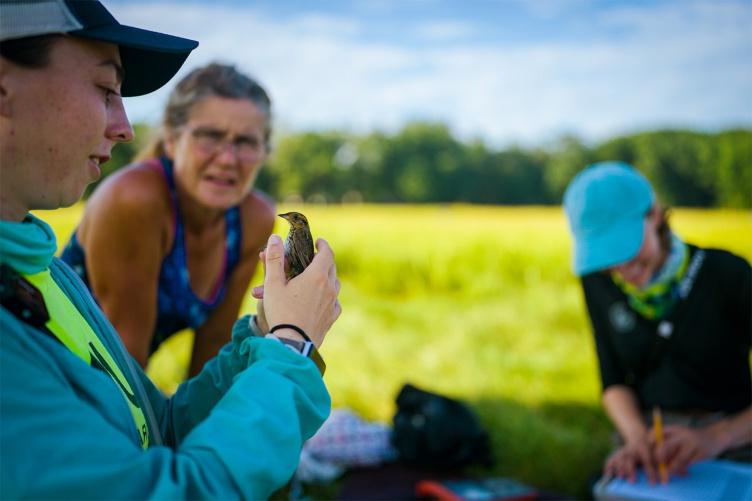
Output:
[279,211,314,279]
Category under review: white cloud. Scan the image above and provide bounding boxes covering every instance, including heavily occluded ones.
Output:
[113,1,752,146]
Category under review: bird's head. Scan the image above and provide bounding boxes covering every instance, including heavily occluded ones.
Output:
[279,211,310,229]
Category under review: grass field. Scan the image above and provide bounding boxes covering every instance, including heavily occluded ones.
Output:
[37,204,752,497]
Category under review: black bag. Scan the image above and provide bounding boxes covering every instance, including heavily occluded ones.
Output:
[391,383,493,470]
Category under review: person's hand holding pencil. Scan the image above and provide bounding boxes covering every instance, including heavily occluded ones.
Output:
[652,420,728,478]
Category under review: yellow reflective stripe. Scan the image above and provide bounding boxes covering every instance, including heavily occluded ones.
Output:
[23,271,149,448]
[24,271,91,361]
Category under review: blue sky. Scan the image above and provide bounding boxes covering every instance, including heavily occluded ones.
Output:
[111,0,752,146]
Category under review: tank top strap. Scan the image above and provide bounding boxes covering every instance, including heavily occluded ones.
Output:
[224,205,243,271]
[154,157,180,235]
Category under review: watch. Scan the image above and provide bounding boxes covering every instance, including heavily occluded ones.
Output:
[265,333,326,376]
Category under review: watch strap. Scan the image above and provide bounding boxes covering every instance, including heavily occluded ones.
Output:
[265,333,326,376]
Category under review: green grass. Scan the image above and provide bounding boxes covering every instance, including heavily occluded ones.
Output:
[37,203,752,498]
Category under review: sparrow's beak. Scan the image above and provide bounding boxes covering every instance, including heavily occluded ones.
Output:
[278,213,290,221]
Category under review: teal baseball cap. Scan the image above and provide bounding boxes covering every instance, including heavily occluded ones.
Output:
[563,161,655,276]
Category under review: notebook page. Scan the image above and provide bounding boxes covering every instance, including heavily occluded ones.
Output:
[603,460,752,501]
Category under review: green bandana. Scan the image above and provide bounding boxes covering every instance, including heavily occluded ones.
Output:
[0,214,57,274]
[612,233,689,320]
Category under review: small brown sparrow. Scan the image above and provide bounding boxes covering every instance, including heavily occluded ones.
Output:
[278,211,314,279]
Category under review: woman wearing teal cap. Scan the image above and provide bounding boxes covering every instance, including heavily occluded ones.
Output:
[0,1,340,498]
[563,162,751,484]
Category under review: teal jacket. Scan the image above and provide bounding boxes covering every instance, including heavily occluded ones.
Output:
[1,253,330,498]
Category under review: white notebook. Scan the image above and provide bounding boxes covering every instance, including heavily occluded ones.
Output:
[593,459,752,501]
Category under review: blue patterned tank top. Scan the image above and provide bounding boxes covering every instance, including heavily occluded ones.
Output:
[61,157,243,354]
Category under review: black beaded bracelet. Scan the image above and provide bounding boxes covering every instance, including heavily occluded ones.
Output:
[269,324,312,343]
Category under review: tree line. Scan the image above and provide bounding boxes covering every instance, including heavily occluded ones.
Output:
[99,123,751,208]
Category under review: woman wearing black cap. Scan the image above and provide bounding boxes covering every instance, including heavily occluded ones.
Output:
[563,162,751,486]
[0,1,340,498]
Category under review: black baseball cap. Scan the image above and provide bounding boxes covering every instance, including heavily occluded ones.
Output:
[0,0,199,96]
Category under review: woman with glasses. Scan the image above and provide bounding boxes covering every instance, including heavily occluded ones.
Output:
[563,162,751,485]
[62,63,276,376]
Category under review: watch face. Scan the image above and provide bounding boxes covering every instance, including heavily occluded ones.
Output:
[279,337,305,352]
[300,342,313,357]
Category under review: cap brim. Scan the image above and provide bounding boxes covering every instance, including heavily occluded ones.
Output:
[573,216,645,276]
[71,24,198,97]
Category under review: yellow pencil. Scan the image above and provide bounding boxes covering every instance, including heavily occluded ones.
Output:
[653,406,669,484]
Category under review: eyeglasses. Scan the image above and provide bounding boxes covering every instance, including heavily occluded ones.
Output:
[187,126,265,160]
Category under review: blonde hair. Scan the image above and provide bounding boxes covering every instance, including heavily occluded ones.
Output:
[136,62,272,161]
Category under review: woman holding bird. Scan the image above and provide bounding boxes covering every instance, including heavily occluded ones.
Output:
[62,62,278,376]
[0,1,340,496]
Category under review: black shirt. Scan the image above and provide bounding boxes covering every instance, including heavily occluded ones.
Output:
[582,245,752,414]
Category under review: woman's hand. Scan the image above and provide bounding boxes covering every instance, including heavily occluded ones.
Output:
[601,385,661,484]
[604,434,658,484]
[253,234,341,347]
[653,425,723,477]
[253,298,269,334]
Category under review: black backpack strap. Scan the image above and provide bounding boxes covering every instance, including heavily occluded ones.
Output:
[0,263,58,340]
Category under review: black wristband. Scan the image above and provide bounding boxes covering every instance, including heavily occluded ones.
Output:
[269,324,312,343]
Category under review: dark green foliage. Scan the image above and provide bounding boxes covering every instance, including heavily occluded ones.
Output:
[543,134,594,202]
[714,129,752,207]
[92,123,752,207]
[595,131,717,207]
